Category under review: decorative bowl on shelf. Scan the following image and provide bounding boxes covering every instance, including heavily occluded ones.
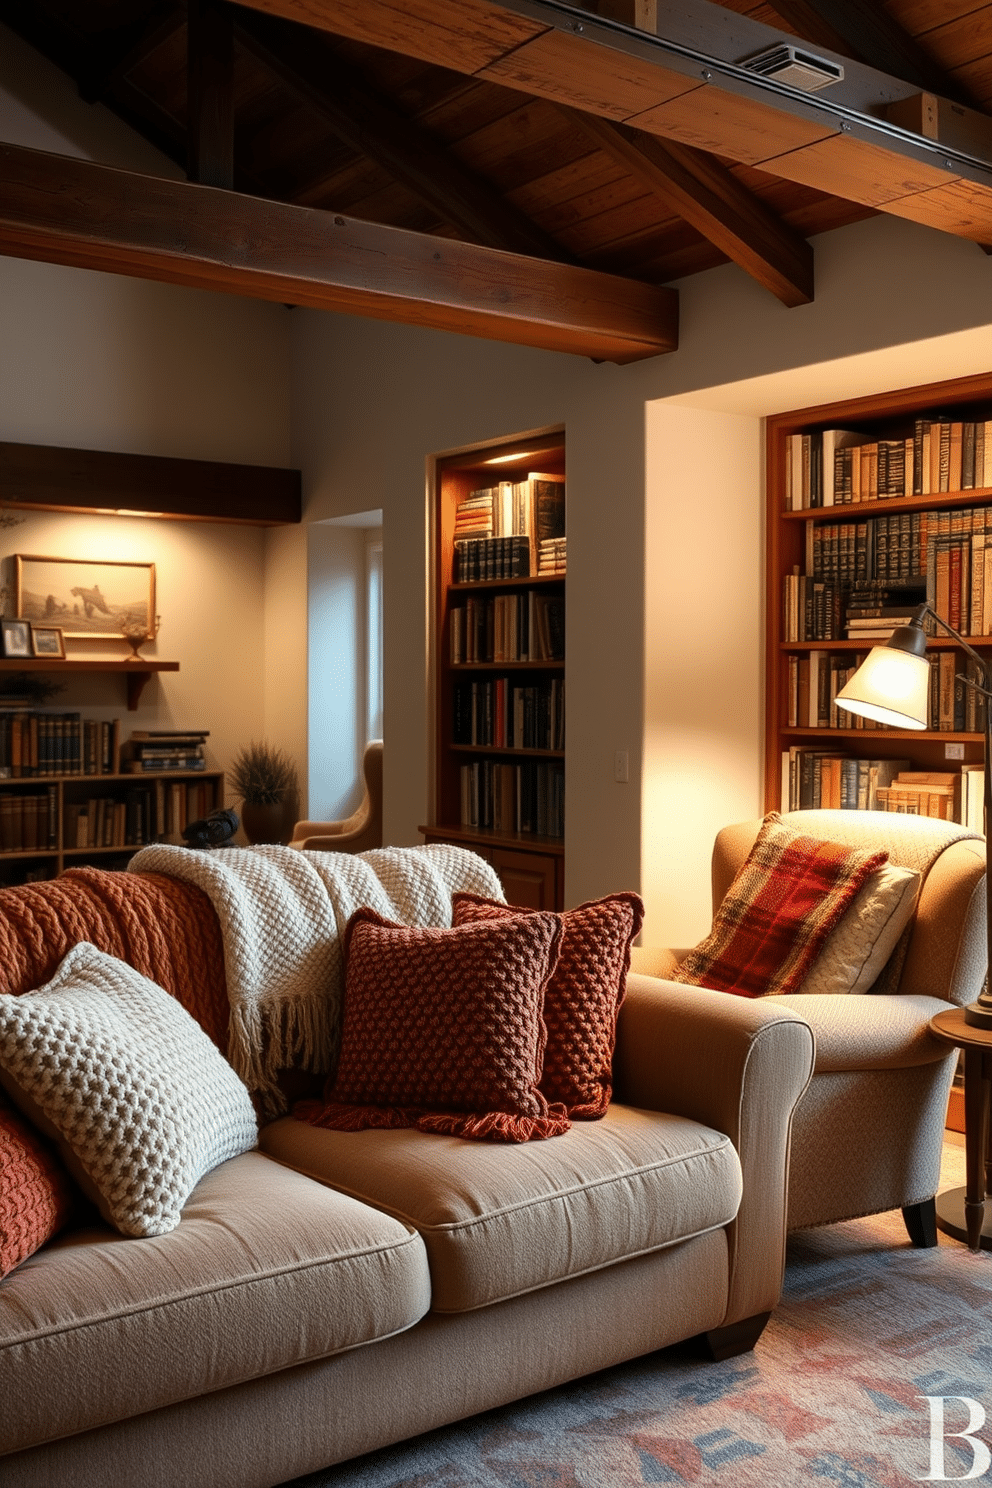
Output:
[119,612,159,661]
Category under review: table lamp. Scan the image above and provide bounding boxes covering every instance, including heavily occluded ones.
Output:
[834,600,992,1029]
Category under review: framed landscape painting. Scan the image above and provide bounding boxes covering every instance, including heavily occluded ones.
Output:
[15,556,156,641]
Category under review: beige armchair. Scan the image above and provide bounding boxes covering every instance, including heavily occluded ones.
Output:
[633,810,987,1247]
[289,741,383,854]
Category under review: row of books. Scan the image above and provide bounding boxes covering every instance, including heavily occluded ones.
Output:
[0,789,57,852]
[450,592,564,664]
[786,418,992,510]
[452,678,565,752]
[787,506,992,639]
[0,713,121,778]
[122,729,210,774]
[459,759,564,838]
[64,778,219,847]
[787,650,988,733]
[453,475,565,578]
[455,535,531,583]
[782,575,922,643]
[538,537,566,575]
[782,749,984,827]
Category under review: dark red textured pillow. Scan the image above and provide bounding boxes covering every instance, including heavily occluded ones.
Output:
[297,906,570,1143]
[452,892,645,1119]
[0,1099,76,1280]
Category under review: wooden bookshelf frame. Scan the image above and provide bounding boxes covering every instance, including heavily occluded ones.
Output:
[766,370,992,813]
[422,428,566,909]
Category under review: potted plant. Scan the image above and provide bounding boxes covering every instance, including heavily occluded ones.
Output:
[228,741,300,846]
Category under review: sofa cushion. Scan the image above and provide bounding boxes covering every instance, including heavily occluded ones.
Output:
[0,943,258,1237]
[451,892,645,1118]
[301,907,570,1142]
[797,860,920,995]
[262,1102,742,1313]
[0,1100,75,1281]
[672,813,888,998]
[0,1150,432,1457]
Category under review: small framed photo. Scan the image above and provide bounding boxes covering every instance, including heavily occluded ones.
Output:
[31,625,66,659]
[0,619,32,658]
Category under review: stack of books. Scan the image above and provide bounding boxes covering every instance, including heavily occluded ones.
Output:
[124,729,209,774]
[453,489,495,541]
[538,537,566,574]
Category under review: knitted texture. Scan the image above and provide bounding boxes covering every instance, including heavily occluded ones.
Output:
[128,842,505,1116]
[299,906,571,1143]
[0,867,228,1050]
[452,892,645,1118]
[0,943,258,1238]
[672,814,888,999]
[0,1097,75,1279]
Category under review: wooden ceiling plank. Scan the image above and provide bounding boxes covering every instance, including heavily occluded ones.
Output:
[0,143,678,363]
[561,106,813,304]
[0,442,302,526]
[764,0,980,104]
[631,83,837,164]
[882,175,992,240]
[234,11,570,259]
[187,0,235,188]
[77,5,184,106]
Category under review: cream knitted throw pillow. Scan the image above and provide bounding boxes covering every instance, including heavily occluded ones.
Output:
[0,943,258,1237]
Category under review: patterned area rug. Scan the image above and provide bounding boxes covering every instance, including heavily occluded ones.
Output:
[284,1140,992,1488]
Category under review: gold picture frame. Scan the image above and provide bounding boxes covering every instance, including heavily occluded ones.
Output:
[15,556,156,641]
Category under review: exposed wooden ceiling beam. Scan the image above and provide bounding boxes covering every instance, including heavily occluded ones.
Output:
[234,9,571,260]
[0,142,678,363]
[0,441,302,525]
[187,0,235,188]
[234,0,992,247]
[762,0,980,109]
[562,106,813,305]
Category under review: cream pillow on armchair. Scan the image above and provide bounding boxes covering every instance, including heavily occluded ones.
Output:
[794,860,919,996]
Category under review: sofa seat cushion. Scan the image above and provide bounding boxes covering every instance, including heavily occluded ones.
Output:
[0,1150,431,1457]
[262,1102,742,1313]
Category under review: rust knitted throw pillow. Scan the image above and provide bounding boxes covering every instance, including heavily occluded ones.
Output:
[671,813,888,999]
[451,892,645,1118]
[298,907,570,1142]
[0,1098,75,1280]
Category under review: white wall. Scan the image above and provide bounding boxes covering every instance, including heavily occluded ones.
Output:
[0,23,297,797]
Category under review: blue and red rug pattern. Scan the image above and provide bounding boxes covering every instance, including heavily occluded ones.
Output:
[287,1142,992,1487]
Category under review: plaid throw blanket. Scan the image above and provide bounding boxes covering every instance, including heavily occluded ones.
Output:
[672,814,888,999]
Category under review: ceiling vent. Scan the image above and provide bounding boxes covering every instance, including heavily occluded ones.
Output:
[741,44,845,92]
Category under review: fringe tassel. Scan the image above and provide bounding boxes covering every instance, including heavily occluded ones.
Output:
[295,1099,571,1143]
[232,990,343,1121]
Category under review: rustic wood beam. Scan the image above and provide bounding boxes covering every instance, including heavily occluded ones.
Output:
[0,143,678,363]
[187,0,235,189]
[234,9,571,260]
[234,0,992,248]
[0,442,302,525]
[562,106,814,306]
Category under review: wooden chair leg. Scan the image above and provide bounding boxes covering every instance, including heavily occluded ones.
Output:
[696,1311,772,1361]
[902,1197,938,1248]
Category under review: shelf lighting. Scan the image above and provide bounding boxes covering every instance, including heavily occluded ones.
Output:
[835,600,992,1028]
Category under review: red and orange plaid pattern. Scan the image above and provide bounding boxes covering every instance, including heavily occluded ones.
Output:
[672,815,888,999]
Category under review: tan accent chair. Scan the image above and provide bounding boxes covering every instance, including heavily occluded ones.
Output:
[289,741,383,854]
[632,810,987,1248]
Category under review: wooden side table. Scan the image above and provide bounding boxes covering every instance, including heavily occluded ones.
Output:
[929,1007,992,1252]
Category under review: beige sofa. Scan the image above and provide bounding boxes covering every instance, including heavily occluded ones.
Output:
[1,963,813,1488]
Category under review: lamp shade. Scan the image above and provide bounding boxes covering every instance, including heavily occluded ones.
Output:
[834,645,930,729]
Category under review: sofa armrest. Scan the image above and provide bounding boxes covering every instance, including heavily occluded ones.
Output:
[614,973,814,1329]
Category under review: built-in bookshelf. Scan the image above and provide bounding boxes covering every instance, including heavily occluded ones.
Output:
[0,678,220,884]
[767,371,992,826]
[421,430,566,910]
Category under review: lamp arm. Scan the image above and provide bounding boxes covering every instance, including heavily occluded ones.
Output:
[911,602,992,696]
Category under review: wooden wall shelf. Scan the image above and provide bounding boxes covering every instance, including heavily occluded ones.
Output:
[0,658,180,710]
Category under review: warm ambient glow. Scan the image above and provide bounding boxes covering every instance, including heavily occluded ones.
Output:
[834,645,930,730]
[482,449,547,465]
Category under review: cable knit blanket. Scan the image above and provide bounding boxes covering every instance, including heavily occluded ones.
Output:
[128,842,504,1115]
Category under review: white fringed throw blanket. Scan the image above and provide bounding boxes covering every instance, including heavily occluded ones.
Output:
[128,842,504,1115]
